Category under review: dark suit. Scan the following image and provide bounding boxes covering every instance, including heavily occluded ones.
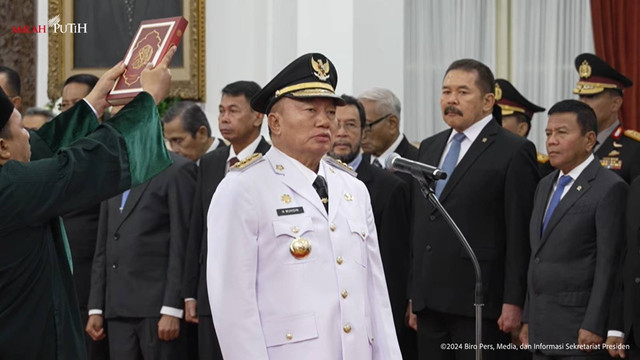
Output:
[63,205,109,359]
[356,159,416,359]
[88,152,196,359]
[595,127,640,184]
[182,137,270,359]
[524,159,626,357]
[608,176,640,357]
[411,119,539,359]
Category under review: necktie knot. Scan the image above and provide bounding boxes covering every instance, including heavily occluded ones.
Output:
[312,175,329,213]
[558,175,572,187]
[452,132,466,143]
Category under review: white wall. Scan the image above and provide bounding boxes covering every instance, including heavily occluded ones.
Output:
[205,0,405,139]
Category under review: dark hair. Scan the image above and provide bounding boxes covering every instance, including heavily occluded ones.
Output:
[548,99,598,135]
[162,101,211,137]
[222,81,262,104]
[0,66,21,96]
[63,74,99,92]
[340,94,366,129]
[444,59,495,95]
[25,107,54,121]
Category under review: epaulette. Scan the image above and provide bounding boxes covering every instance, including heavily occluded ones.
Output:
[324,156,357,177]
[624,129,640,143]
[230,153,264,172]
[537,152,549,164]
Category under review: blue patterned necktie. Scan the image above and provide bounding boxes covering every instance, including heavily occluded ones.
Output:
[435,132,465,198]
[541,175,572,233]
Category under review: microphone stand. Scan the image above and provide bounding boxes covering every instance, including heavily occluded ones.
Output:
[411,168,484,360]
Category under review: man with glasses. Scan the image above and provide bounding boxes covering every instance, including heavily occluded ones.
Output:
[329,94,416,359]
[358,87,418,185]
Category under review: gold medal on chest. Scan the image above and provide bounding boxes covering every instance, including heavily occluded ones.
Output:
[289,237,312,259]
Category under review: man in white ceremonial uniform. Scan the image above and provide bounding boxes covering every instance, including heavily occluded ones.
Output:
[206,53,401,360]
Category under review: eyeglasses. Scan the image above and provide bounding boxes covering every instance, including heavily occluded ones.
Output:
[363,113,391,133]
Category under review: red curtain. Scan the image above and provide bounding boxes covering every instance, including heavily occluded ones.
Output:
[590,0,640,130]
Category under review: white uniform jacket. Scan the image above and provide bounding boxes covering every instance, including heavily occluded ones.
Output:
[206,147,401,360]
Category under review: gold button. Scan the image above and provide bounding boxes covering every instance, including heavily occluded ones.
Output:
[286,333,293,340]
[336,256,343,265]
[343,324,352,333]
[341,290,348,299]
[291,226,299,234]
[330,224,336,232]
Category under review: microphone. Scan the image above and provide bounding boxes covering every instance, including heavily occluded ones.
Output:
[385,152,447,180]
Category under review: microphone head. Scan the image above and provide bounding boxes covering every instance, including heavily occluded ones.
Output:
[385,152,400,171]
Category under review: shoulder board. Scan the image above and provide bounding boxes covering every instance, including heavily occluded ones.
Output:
[324,156,357,177]
[537,152,549,164]
[230,153,264,172]
[624,129,640,143]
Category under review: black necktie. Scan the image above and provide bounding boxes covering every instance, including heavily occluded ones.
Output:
[312,175,329,213]
[372,159,383,168]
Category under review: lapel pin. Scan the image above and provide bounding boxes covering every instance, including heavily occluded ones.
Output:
[576,185,582,191]
[276,164,284,171]
[344,193,353,201]
[329,167,335,173]
[482,137,487,143]
[281,194,292,204]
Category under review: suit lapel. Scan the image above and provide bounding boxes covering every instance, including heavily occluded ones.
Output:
[115,181,151,232]
[531,171,557,253]
[204,147,230,202]
[439,121,498,202]
[422,130,450,168]
[537,159,599,251]
[355,160,373,185]
[266,149,328,218]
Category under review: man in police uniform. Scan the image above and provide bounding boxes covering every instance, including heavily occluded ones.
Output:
[206,53,401,359]
[573,53,640,183]
[495,78,551,177]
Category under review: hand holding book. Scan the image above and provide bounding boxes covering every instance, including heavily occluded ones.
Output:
[141,46,177,105]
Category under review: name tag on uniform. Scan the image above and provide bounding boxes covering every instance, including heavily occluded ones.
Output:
[277,207,304,216]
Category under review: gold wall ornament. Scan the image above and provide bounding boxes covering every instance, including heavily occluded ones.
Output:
[48,0,206,101]
[290,237,312,259]
[579,60,592,79]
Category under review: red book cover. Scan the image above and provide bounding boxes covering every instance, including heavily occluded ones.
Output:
[107,16,188,106]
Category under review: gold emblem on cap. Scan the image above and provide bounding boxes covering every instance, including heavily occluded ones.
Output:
[290,237,312,259]
[311,57,331,81]
[494,83,502,101]
[579,60,592,79]
[281,194,292,204]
